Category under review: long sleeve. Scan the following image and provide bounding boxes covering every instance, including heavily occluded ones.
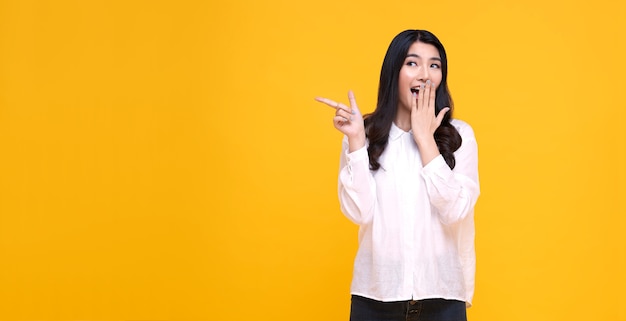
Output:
[420,120,480,225]
[337,137,377,225]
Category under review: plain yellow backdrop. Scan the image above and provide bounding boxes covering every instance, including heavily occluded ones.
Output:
[1,0,625,320]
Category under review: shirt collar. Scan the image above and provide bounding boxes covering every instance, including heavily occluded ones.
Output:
[390,122,411,141]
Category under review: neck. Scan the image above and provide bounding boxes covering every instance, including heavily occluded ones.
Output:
[394,106,411,131]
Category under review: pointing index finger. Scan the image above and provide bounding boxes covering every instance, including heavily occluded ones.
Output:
[314,97,340,109]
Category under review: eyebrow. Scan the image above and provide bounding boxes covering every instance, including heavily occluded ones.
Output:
[406,53,441,62]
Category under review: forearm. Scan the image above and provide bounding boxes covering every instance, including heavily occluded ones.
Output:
[338,138,376,225]
[422,161,480,225]
[421,129,480,225]
[414,135,440,166]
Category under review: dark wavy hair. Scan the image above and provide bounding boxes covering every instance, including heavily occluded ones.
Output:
[364,29,462,170]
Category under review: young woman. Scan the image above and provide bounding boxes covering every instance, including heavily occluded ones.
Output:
[315,30,480,321]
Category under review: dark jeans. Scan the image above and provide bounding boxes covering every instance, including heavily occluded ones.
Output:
[350,295,467,321]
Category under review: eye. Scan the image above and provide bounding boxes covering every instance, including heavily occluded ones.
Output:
[430,63,441,69]
[406,61,417,67]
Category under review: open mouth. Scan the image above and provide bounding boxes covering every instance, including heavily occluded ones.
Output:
[410,87,420,95]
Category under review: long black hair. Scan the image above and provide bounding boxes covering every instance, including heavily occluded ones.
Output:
[364,29,462,170]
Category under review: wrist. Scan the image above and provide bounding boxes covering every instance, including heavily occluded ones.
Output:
[413,133,435,148]
[348,131,366,152]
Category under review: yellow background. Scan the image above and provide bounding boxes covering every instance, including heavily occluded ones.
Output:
[1,0,625,320]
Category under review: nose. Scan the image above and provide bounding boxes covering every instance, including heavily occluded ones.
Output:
[417,65,430,82]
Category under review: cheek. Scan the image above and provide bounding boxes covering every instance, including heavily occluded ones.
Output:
[398,69,411,84]
[435,71,443,84]
[397,87,408,104]
[433,76,443,90]
[397,72,410,92]
[396,86,410,107]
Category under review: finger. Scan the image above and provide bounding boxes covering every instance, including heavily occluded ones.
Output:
[347,90,359,115]
[435,107,450,126]
[410,91,417,111]
[336,102,352,115]
[314,96,340,109]
[428,80,436,111]
[423,80,432,111]
[418,83,426,110]
[335,108,353,122]
[316,96,353,115]
[333,115,349,127]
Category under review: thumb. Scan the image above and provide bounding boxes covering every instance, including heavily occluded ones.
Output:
[435,107,450,125]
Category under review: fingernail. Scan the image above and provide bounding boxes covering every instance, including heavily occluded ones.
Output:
[351,109,356,114]
[420,84,425,89]
[426,80,431,85]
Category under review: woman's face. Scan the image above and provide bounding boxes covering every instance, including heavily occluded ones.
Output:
[397,41,443,112]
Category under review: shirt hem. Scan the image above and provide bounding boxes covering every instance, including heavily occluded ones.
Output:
[349,291,470,306]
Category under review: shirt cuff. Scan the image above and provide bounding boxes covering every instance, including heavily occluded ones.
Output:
[345,145,368,163]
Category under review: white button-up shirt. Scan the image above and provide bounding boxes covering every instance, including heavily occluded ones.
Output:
[338,119,480,306]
